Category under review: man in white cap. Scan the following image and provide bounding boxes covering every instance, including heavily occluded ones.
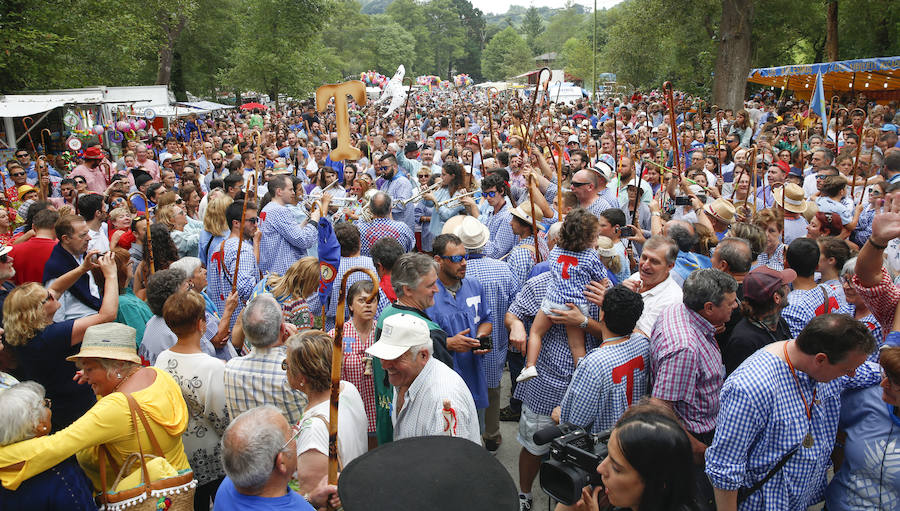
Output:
[366,313,480,444]
[571,165,619,221]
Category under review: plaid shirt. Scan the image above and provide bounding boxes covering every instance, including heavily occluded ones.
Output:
[560,334,651,434]
[546,247,609,306]
[649,303,724,434]
[465,254,516,388]
[783,286,842,338]
[511,272,601,415]
[259,202,317,275]
[378,174,414,227]
[508,235,550,288]
[325,255,377,330]
[481,204,517,260]
[329,320,376,433]
[706,349,882,510]
[223,345,307,424]
[852,267,899,341]
[357,218,415,256]
[753,244,786,271]
[585,193,620,220]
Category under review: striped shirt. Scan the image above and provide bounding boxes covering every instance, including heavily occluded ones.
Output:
[560,334,651,434]
[392,357,481,444]
[706,348,882,510]
[649,303,724,434]
[223,345,308,425]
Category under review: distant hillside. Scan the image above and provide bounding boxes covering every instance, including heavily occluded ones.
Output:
[359,0,585,20]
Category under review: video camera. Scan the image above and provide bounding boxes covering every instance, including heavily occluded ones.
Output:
[534,423,611,505]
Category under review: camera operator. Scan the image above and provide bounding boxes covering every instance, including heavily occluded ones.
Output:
[555,404,695,511]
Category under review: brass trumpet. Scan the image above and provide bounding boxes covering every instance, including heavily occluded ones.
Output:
[400,179,443,206]
[436,189,481,208]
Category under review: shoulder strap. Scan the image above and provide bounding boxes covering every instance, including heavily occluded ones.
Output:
[125,393,165,458]
[737,445,799,504]
[308,414,343,471]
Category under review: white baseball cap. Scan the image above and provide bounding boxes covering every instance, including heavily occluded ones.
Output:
[366,314,431,360]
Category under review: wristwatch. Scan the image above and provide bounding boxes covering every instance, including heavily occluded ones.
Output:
[578,315,589,329]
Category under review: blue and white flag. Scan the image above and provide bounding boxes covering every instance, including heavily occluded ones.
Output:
[809,71,827,136]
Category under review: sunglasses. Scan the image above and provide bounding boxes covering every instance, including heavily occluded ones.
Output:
[43,398,52,409]
[570,181,590,188]
[0,254,8,264]
[16,153,29,158]
[10,172,25,177]
[441,254,468,263]
[483,191,498,198]
[246,217,258,224]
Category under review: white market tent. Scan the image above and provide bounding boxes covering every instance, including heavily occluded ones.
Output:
[0,85,173,149]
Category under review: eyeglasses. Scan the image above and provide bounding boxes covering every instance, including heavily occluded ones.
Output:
[10,172,25,177]
[815,174,834,180]
[16,153,29,158]
[484,191,498,198]
[440,254,468,263]
[378,166,390,172]
[42,291,54,304]
[570,181,590,188]
[868,188,883,196]
[43,398,52,409]
[246,217,258,224]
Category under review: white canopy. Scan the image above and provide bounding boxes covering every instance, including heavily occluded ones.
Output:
[0,92,104,117]
[181,100,234,111]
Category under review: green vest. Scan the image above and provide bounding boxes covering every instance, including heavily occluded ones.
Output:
[372,304,442,445]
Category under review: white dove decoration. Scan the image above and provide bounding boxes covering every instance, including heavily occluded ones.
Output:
[375,65,407,118]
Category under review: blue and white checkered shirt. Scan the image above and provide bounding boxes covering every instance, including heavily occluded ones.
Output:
[378,174,415,227]
[258,202,317,276]
[546,247,610,306]
[706,348,882,510]
[753,244,786,271]
[465,254,517,388]
[325,255,377,331]
[223,236,261,327]
[585,194,620,220]
[357,218,415,256]
[481,204,517,260]
[783,286,843,338]
[560,334,651,434]
[223,344,308,425]
[508,235,550,288]
[511,272,601,415]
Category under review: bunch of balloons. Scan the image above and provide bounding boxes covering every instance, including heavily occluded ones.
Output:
[453,74,472,87]
[438,80,452,90]
[360,71,388,88]
[416,75,441,90]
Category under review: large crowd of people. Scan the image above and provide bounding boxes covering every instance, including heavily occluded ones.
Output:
[0,85,899,510]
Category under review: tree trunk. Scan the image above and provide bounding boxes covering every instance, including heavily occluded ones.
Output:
[712,0,754,112]
[825,0,838,61]
[155,15,188,86]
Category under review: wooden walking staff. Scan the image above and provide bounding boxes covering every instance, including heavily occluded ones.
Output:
[487,87,499,150]
[527,174,542,264]
[40,129,52,154]
[553,141,564,214]
[231,182,254,294]
[662,82,681,176]
[329,267,379,485]
[399,78,414,141]
[849,127,867,207]
[127,192,154,274]
[21,117,37,154]
[749,147,758,211]
[523,68,551,152]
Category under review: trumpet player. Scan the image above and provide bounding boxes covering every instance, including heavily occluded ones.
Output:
[357,191,415,256]
[376,153,415,228]
[259,174,319,275]
[423,162,468,241]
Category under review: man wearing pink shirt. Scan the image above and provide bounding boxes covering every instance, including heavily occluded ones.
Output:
[68,146,109,193]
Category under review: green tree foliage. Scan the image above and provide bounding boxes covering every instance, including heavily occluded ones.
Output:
[521,6,546,56]
[481,26,532,81]
[218,0,335,104]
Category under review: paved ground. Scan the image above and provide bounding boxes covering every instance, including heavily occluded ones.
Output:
[493,369,552,511]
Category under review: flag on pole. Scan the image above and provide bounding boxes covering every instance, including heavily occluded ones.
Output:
[317,216,341,314]
[809,71,827,136]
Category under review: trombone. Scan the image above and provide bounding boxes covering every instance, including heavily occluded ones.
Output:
[436,189,481,208]
[400,179,442,206]
[300,179,338,207]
